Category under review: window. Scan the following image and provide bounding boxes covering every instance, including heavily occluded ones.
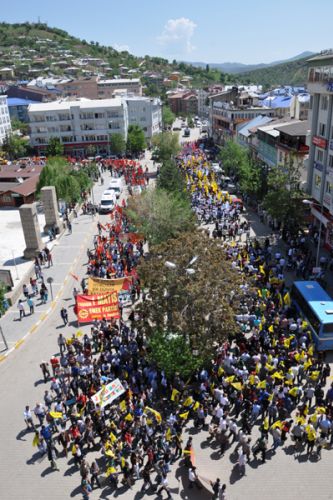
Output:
[317,149,324,163]
[315,174,321,188]
[319,122,326,137]
[329,155,333,168]
[321,95,328,110]
[326,181,332,194]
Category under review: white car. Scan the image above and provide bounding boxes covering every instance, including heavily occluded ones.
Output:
[108,177,124,199]
[99,190,117,213]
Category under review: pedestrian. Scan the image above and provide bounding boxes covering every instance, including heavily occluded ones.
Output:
[22,284,29,299]
[60,307,68,326]
[18,299,25,320]
[47,252,53,268]
[81,476,92,500]
[27,296,34,315]
[211,478,221,499]
[33,402,46,426]
[47,441,59,470]
[157,473,172,498]
[219,484,227,500]
[90,460,101,489]
[141,465,153,493]
[40,360,51,383]
[188,466,202,489]
[57,333,66,355]
[23,405,35,430]
[67,221,72,234]
[238,450,246,476]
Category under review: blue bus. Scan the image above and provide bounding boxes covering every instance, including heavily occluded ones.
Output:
[291,281,333,350]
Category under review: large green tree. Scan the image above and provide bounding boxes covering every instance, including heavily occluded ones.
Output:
[1,133,28,160]
[263,156,305,231]
[46,137,64,157]
[218,140,248,176]
[37,157,92,203]
[157,159,186,196]
[109,133,126,156]
[162,105,175,127]
[126,188,195,245]
[152,132,180,163]
[135,232,241,362]
[126,125,146,155]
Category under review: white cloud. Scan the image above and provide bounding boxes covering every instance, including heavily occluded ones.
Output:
[114,43,130,53]
[157,17,197,54]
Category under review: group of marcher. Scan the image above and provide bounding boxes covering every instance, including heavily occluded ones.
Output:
[24,142,333,500]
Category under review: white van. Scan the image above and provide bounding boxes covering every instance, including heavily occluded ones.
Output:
[99,190,117,213]
[108,177,124,199]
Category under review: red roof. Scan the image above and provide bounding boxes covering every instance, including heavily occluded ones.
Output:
[0,176,39,197]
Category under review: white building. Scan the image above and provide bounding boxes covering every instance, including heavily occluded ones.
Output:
[0,96,12,144]
[126,96,162,139]
[307,51,333,250]
[28,98,128,157]
[97,78,142,98]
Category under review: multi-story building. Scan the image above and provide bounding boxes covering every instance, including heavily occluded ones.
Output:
[55,77,99,100]
[97,78,142,98]
[168,91,198,116]
[0,96,12,144]
[210,88,275,144]
[126,96,162,139]
[7,97,39,123]
[28,98,128,157]
[307,51,333,249]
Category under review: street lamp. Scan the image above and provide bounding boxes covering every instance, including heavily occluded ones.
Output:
[47,276,54,301]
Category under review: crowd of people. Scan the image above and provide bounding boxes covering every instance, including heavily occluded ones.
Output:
[24,142,333,500]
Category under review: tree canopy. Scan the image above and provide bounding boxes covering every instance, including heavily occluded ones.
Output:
[152,132,180,163]
[37,157,92,203]
[109,133,126,156]
[126,125,146,155]
[162,105,175,127]
[46,137,64,157]
[157,159,186,196]
[126,188,195,245]
[135,231,241,363]
[1,133,29,160]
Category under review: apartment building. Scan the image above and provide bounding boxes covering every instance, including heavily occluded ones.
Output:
[28,98,128,157]
[0,96,12,144]
[307,51,333,249]
[97,78,142,98]
[126,96,162,138]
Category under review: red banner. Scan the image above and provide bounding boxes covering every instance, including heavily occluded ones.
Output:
[76,293,120,323]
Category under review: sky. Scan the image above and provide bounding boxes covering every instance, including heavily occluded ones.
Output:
[2,0,332,64]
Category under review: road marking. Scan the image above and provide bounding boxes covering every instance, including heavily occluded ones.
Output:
[15,339,24,349]
[29,325,38,334]
[40,313,47,322]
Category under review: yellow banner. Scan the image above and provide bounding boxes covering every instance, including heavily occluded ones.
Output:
[87,276,132,294]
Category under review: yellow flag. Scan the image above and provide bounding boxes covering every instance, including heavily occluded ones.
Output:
[308,344,314,356]
[145,406,162,424]
[304,359,312,370]
[268,325,274,333]
[109,432,117,444]
[257,289,262,298]
[271,420,283,430]
[106,466,117,476]
[119,400,127,412]
[179,411,189,420]
[231,382,243,391]
[289,387,298,397]
[284,338,291,348]
[257,380,266,389]
[316,407,326,414]
[283,292,291,306]
[249,374,256,385]
[76,329,84,338]
[225,375,235,383]
[218,366,224,377]
[125,413,133,422]
[310,371,320,381]
[272,371,284,380]
[264,417,269,430]
[183,396,193,407]
[121,457,126,468]
[49,411,62,419]
[105,449,115,457]
[297,416,306,425]
[32,434,39,447]
[193,401,200,411]
[165,428,172,441]
[171,388,180,401]
[259,265,265,275]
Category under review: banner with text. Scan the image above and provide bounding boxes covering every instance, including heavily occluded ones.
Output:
[76,292,119,323]
[87,276,132,295]
[91,379,125,408]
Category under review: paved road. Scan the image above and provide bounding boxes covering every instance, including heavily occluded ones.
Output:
[2,156,333,500]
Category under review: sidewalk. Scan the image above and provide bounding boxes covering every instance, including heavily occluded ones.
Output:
[0,175,109,357]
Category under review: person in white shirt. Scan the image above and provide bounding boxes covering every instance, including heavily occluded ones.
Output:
[23,405,35,430]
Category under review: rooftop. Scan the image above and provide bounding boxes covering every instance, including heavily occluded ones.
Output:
[238,115,273,138]
[28,97,123,112]
[97,78,140,85]
[274,120,310,137]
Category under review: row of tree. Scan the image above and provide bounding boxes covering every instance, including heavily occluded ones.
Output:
[218,141,306,232]
[126,132,240,378]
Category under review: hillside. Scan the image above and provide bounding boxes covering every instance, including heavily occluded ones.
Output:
[236,55,312,87]
[0,22,226,94]
[185,51,314,74]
